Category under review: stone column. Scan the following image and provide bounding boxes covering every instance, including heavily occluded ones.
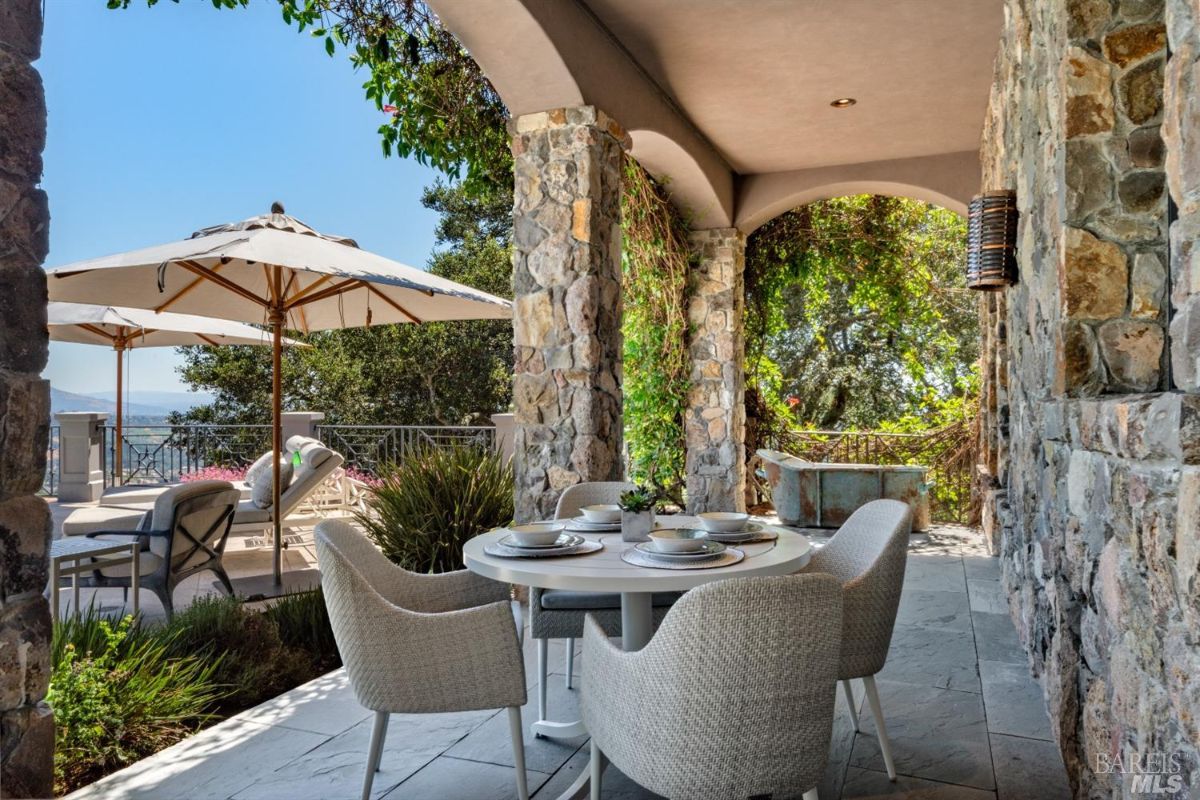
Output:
[684,228,746,514]
[510,107,627,522]
[55,412,106,503]
[0,1,53,795]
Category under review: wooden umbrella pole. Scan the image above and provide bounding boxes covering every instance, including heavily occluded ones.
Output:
[115,342,125,486]
[271,306,285,586]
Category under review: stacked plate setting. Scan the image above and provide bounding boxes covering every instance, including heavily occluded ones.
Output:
[634,537,726,563]
[564,503,623,534]
[694,512,773,543]
[488,521,599,557]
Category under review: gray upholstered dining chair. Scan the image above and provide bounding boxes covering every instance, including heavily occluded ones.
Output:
[801,498,912,781]
[84,480,241,618]
[582,573,844,800]
[314,519,529,800]
[529,481,678,729]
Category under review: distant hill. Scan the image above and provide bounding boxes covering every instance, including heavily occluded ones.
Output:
[51,388,167,418]
[83,390,213,415]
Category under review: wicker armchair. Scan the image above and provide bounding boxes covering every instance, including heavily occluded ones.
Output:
[529,481,678,730]
[801,498,912,781]
[581,574,844,800]
[314,520,529,800]
[84,480,241,619]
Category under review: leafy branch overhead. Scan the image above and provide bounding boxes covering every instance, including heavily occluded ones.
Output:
[111,0,513,196]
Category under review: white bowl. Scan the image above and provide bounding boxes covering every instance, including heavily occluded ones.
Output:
[580,504,621,523]
[509,521,566,547]
[696,512,750,533]
[648,528,709,553]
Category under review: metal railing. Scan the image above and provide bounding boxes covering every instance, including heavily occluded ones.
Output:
[41,425,60,496]
[316,424,496,475]
[770,421,977,524]
[102,424,273,486]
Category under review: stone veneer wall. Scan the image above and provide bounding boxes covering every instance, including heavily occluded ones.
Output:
[684,228,746,514]
[980,0,1200,794]
[510,106,627,522]
[0,0,52,796]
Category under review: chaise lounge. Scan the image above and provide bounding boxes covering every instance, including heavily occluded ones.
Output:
[61,436,346,542]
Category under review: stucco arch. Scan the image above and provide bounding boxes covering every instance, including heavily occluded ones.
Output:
[629,129,733,228]
[425,0,584,115]
[736,151,977,232]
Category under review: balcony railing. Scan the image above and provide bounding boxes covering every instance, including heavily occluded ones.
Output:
[315,424,496,475]
[41,425,60,496]
[101,424,273,486]
[770,422,976,524]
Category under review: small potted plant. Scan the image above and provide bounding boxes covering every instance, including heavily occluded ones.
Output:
[619,486,657,542]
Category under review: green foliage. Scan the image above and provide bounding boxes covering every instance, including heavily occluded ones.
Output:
[152,595,315,712]
[745,196,977,433]
[171,181,513,428]
[49,596,342,794]
[357,444,514,572]
[617,486,655,513]
[49,614,222,795]
[620,162,691,502]
[112,0,512,197]
[264,587,339,661]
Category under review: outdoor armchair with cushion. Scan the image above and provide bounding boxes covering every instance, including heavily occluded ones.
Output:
[528,481,678,732]
[82,480,241,618]
[581,573,844,800]
[314,519,529,800]
[801,498,912,781]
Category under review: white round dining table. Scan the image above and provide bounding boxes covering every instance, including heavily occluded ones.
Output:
[463,516,812,742]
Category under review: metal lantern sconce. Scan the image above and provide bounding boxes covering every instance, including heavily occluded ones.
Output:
[967,190,1018,290]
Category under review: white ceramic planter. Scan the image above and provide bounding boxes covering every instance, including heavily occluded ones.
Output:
[621,509,655,542]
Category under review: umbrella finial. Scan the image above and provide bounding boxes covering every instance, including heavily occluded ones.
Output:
[270,201,285,215]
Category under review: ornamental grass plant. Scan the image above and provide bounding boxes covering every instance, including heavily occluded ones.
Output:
[356,444,514,573]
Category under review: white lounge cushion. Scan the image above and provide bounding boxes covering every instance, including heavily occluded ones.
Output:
[100,481,251,507]
[61,506,148,537]
[250,457,294,509]
[86,534,163,577]
[234,498,273,524]
[243,451,275,488]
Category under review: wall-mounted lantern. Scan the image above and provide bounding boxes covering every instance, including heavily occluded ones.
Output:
[967,190,1018,290]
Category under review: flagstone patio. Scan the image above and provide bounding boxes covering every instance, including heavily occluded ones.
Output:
[60,522,1071,800]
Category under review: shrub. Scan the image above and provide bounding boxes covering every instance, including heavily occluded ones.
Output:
[49,614,222,795]
[151,595,310,712]
[265,587,340,670]
[356,444,513,573]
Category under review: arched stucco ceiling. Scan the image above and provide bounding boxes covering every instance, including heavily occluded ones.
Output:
[736,151,977,232]
[425,0,584,115]
[426,0,999,233]
[629,130,732,229]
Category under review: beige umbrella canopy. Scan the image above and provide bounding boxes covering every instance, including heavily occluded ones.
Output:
[47,204,512,584]
[47,301,305,485]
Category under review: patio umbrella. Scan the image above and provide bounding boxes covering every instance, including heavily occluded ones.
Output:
[47,204,512,583]
[47,301,305,486]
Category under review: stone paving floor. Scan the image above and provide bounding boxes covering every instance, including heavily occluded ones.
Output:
[58,516,1072,800]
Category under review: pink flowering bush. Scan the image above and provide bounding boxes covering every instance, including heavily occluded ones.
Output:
[342,466,382,488]
[180,466,248,483]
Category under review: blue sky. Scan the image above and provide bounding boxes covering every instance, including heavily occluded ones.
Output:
[41,0,443,395]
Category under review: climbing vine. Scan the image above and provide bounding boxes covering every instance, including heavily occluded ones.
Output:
[620,162,692,502]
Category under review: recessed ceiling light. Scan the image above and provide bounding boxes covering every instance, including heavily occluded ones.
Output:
[830,97,857,108]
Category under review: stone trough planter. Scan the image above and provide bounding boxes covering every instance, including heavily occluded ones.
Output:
[757,449,931,531]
